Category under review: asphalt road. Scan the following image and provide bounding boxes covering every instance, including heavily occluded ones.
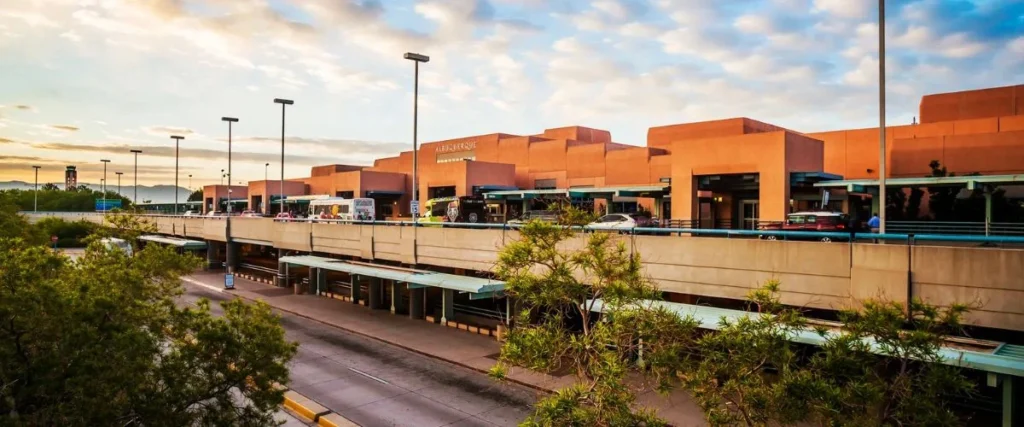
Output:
[181,282,537,427]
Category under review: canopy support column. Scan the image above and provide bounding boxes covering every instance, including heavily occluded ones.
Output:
[350,274,360,305]
[441,289,454,324]
[409,286,425,320]
[368,277,383,310]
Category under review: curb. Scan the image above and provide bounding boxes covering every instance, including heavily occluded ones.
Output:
[216,276,555,396]
[282,389,358,426]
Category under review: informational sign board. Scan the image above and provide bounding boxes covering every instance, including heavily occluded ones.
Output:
[95,199,122,211]
[224,273,235,290]
[822,190,831,207]
[410,200,419,216]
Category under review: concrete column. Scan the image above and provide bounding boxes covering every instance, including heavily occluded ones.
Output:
[205,243,218,270]
[276,249,287,287]
[225,242,239,272]
[1004,375,1017,427]
[317,268,327,296]
[368,277,383,310]
[441,288,454,324]
[390,281,398,314]
[349,274,360,305]
[409,287,425,320]
[985,190,993,236]
[305,267,317,295]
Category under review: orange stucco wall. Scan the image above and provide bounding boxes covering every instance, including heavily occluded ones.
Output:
[919,84,1023,123]
[246,180,307,214]
[201,185,248,213]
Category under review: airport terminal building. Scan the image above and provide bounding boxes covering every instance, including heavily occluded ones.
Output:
[203,84,1024,229]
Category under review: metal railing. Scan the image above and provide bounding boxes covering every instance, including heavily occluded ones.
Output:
[887,221,1024,236]
[21,211,1024,246]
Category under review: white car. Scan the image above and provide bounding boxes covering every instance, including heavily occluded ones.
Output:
[586,213,641,232]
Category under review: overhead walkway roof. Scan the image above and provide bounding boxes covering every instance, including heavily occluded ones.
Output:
[279,255,505,299]
[813,174,1024,191]
[484,185,671,200]
[586,298,1024,378]
[139,235,207,249]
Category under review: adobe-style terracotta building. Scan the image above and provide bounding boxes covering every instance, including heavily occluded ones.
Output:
[205,84,1024,225]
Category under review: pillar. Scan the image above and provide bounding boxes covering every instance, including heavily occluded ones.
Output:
[368,277,383,310]
[390,281,398,314]
[317,268,327,296]
[441,288,454,324]
[409,287,425,320]
[349,274,360,305]
[225,241,239,272]
[276,249,287,287]
[1004,375,1017,427]
[205,243,218,270]
[985,189,993,236]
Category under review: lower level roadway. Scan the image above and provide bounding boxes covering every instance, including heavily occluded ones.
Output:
[181,281,538,427]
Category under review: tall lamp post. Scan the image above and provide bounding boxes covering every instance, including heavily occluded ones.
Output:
[115,172,123,196]
[188,174,192,191]
[274,98,294,216]
[403,52,429,230]
[100,159,110,197]
[878,0,887,234]
[32,165,41,212]
[171,135,184,215]
[222,117,239,273]
[130,149,142,205]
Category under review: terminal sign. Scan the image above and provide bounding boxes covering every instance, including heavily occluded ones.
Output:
[435,141,476,154]
[410,200,419,215]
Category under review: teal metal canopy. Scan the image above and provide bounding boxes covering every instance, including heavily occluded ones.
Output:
[586,298,1024,378]
[279,255,505,297]
[484,189,568,200]
[813,174,1024,190]
[139,235,207,249]
[568,185,670,198]
[791,172,844,185]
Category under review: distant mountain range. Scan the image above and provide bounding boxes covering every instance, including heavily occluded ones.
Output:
[0,181,192,204]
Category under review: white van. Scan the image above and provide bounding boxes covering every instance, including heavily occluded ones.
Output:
[309,197,376,221]
[100,237,133,257]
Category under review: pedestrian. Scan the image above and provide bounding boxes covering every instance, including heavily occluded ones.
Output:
[868,212,880,233]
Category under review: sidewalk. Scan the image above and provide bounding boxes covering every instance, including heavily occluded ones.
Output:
[187,272,706,426]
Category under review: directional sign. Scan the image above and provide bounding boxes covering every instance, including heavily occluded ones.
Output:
[50,235,58,243]
[224,273,235,290]
[410,200,419,216]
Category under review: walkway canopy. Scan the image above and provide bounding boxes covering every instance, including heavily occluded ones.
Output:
[586,298,1024,378]
[138,235,207,249]
[279,255,505,299]
[484,189,568,200]
[484,185,671,201]
[813,174,1024,193]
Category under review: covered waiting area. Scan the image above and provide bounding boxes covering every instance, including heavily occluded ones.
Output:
[814,174,1024,235]
[485,185,672,217]
[587,298,1024,426]
[278,255,505,323]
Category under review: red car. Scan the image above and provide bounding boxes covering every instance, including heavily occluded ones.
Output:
[759,211,853,242]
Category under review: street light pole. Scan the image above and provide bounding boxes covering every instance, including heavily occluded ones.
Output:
[878,0,887,234]
[171,135,184,215]
[403,52,429,232]
[222,117,239,273]
[32,165,41,212]
[100,159,110,197]
[130,149,142,205]
[274,98,294,216]
[115,172,122,196]
[220,169,224,186]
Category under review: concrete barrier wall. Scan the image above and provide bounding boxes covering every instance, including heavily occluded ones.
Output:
[912,245,1024,331]
[23,213,1024,331]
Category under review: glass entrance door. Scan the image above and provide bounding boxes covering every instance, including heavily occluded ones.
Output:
[739,200,759,230]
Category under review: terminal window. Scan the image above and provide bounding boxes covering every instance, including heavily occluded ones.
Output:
[436,150,475,163]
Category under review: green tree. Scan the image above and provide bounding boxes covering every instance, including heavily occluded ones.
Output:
[0,220,296,425]
[491,207,699,426]
[808,299,974,426]
[188,189,203,202]
[0,198,45,244]
[33,217,97,247]
[682,281,819,427]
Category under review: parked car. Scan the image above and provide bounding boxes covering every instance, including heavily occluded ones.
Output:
[239,210,261,218]
[275,212,294,220]
[508,210,559,226]
[205,211,224,217]
[182,210,197,216]
[586,213,657,233]
[758,211,853,242]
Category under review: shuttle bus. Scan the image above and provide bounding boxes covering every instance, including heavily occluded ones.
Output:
[418,196,487,225]
[309,197,376,221]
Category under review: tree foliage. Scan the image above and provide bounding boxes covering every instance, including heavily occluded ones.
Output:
[0,214,297,425]
[491,207,698,426]
[188,189,203,202]
[0,187,132,212]
[493,206,977,426]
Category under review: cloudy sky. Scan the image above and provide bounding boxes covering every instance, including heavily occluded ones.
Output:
[0,0,1021,186]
